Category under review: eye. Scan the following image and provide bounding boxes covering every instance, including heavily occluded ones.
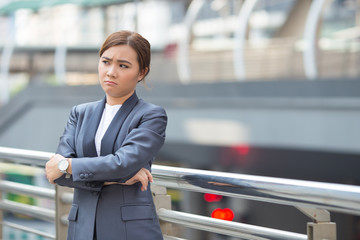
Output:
[119,64,129,68]
[102,60,109,65]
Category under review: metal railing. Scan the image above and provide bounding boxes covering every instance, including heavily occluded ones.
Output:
[1,146,360,239]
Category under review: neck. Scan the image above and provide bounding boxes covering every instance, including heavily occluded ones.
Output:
[106,91,134,105]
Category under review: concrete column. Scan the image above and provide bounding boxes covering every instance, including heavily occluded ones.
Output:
[0,189,3,240]
[152,185,172,236]
[307,222,337,240]
[55,185,73,240]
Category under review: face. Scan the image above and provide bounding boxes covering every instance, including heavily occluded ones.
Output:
[98,45,145,105]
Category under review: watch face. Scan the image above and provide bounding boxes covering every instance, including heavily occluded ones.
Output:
[59,159,68,170]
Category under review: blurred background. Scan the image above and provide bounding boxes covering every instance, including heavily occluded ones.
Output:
[0,0,359,239]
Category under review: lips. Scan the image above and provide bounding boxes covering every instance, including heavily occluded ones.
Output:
[104,80,117,85]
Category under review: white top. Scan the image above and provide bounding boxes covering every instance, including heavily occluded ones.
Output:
[95,103,122,156]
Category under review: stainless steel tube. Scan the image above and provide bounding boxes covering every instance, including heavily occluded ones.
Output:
[152,165,360,216]
[2,147,360,216]
[0,180,55,199]
[0,199,55,222]
[1,221,55,239]
[0,146,51,167]
[158,208,307,240]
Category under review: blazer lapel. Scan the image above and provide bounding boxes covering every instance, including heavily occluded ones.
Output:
[82,97,106,157]
[100,92,139,156]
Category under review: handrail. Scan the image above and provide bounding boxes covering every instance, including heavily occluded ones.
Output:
[0,180,55,199]
[0,146,51,166]
[0,181,308,240]
[0,199,55,222]
[1,146,360,216]
[158,208,307,240]
[0,146,357,239]
[0,221,55,239]
[0,176,307,240]
[152,165,360,216]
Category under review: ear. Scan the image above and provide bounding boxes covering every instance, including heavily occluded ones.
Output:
[137,67,148,82]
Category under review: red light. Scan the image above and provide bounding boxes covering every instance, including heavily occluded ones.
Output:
[232,144,250,155]
[211,208,234,221]
[204,193,223,202]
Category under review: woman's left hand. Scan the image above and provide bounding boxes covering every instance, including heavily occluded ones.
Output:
[119,168,153,191]
[45,154,64,184]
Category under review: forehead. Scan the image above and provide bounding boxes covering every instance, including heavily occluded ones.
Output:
[102,45,138,61]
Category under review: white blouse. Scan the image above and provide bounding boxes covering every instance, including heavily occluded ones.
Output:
[95,103,122,156]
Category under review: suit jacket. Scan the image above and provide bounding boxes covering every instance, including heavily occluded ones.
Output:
[55,92,167,240]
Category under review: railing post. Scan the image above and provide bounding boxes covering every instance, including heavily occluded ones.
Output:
[55,185,73,240]
[151,185,172,236]
[307,222,336,240]
[297,207,337,240]
[0,189,2,240]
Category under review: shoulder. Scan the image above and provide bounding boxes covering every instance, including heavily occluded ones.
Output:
[133,99,167,135]
[136,99,167,117]
[71,99,103,115]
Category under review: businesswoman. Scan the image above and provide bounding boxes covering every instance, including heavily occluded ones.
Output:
[45,30,167,240]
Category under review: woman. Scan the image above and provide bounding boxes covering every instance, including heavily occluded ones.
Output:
[45,30,167,240]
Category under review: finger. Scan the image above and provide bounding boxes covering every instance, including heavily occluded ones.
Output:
[139,170,148,180]
[139,176,148,191]
[124,179,134,185]
[145,169,153,183]
[139,169,151,188]
[140,168,153,183]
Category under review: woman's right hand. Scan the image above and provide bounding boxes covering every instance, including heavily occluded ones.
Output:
[104,168,153,191]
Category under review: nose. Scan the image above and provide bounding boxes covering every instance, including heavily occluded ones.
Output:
[106,65,117,78]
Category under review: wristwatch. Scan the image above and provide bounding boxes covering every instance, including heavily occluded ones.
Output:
[58,158,69,174]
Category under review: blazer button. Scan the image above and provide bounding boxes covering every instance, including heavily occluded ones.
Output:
[80,173,85,179]
[84,173,89,179]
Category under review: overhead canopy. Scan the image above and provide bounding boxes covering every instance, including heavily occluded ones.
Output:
[0,0,132,15]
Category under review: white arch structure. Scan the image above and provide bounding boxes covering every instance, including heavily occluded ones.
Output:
[177,0,334,83]
[0,0,338,98]
[0,18,15,106]
[233,0,258,81]
[176,0,205,84]
[177,0,259,83]
[303,0,333,80]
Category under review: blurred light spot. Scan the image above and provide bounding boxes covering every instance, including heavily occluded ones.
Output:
[204,193,223,202]
[232,144,250,155]
[211,208,234,221]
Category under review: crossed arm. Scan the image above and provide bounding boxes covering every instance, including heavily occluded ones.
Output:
[45,104,167,192]
[45,154,153,191]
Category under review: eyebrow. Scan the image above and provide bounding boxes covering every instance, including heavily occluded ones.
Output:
[101,56,132,65]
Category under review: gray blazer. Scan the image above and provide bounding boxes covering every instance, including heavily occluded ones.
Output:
[55,92,167,240]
